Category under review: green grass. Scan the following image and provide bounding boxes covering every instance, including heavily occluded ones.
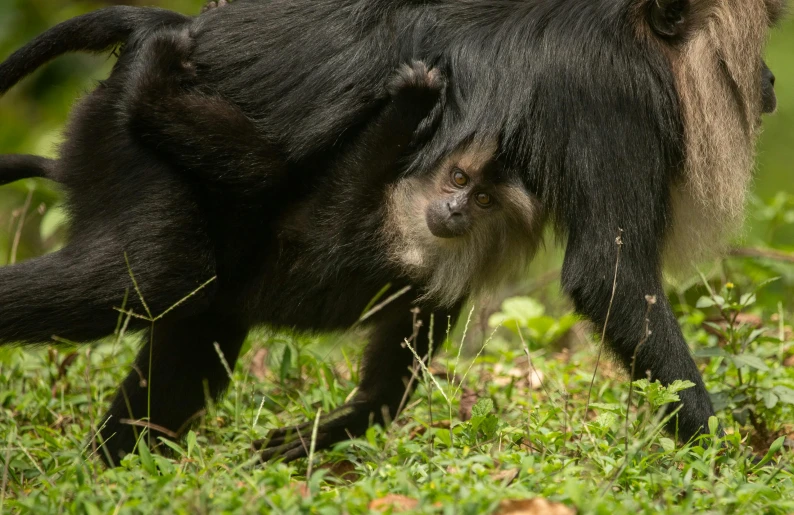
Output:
[1,271,792,514]
[0,2,793,513]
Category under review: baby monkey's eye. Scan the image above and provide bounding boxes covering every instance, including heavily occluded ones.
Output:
[451,168,469,187]
[474,192,493,207]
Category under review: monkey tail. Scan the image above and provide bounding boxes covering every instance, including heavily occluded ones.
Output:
[0,155,59,185]
[0,6,190,96]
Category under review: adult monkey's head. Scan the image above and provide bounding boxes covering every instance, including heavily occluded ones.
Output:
[639,0,787,265]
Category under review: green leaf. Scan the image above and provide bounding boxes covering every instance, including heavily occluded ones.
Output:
[762,391,779,409]
[187,430,197,459]
[280,345,292,381]
[138,437,157,475]
[739,293,757,307]
[592,412,618,430]
[772,386,794,405]
[435,428,452,448]
[694,347,729,358]
[708,416,719,436]
[731,354,770,371]
[768,436,785,455]
[753,436,786,469]
[696,297,716,309]
[158,438,186,458]
[479,415,500,439]
[488,297,545,330]
[589,403,624,414]
[471,398,494,419]
[39,204,67,242]
[668,380,696,394]
[660,438,676,452]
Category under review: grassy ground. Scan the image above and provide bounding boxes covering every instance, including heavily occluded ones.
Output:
[1,268,792,514]
[0,2,793,514]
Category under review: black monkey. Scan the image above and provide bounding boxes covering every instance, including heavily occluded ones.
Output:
[0,0,785,462]
[0,21,541,465]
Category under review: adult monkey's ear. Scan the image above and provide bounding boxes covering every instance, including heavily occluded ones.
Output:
[648,0,690,38]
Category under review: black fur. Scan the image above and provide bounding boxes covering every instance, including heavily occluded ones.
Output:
[0,0,779,462]
[187,0,712,444]
[0,21,454,464]
[0,7,188,95]
[0,155,57,185]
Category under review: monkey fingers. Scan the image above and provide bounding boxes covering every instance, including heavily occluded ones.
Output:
[201,0,229,13]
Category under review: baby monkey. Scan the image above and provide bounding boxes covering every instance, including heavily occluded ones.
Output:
[124,28,542,310]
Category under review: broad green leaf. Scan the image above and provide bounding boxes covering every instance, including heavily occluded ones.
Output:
[731,354,770,371]
[772,386,794,405]
[696,297,716,309]
[660,438,676,452]
[471,398,494,418]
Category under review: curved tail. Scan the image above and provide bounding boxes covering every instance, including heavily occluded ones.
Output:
[0,155,58,185]
[0,6,189,96]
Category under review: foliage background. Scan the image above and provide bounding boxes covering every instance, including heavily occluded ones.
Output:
[0,1,793,514]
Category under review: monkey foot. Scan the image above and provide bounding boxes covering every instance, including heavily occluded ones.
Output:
[254,402,375,463]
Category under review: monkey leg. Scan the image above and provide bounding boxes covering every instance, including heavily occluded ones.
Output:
[256,301,461,462]
[0,241,215,345]
[122,28,287,193]
[97,309,248,466]
[0,166,217,345]
[0,154,57,185]
[561,220,716,444]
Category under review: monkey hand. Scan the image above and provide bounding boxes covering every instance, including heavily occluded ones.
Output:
[254,401,376,463]
[387,60,447,144]
[201,0,229,13]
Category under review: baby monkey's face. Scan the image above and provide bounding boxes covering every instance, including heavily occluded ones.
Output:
[424,157,501,238]
[383,140,543,305]
[421,141,529,242]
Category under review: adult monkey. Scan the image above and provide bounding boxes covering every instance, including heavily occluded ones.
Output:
[136,0,787,454]
[0,0,785,462]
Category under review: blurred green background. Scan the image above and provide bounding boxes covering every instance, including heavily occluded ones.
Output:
[0,0,792,283]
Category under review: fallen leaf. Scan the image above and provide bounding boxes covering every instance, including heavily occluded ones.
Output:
[369,494,419,512]
[459,388,478,421]
[784,355,794,368]
[408,420,450,440]
[248,348,268,381]
[291,481,310,498]
[491,468,519,485]
[496,498,575,515]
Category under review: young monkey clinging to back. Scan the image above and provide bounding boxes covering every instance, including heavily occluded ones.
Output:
[120,28,543,312]
[136,54,544,461]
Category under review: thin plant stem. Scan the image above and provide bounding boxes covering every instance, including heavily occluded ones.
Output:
[585,229,623,417]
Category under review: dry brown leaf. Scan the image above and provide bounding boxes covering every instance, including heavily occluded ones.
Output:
[491,359,545,389]
[248,348,268,381]
[784,354,794,368]
[408,420,450,440]
[369,494,419,512]
[496,498,575,515]
[291,481,310,498]
[459,387,478,421]
[491,468,519,485]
